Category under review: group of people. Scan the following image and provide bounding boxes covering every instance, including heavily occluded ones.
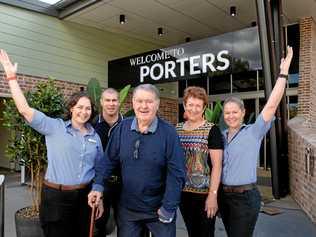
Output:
[0,46,293,237]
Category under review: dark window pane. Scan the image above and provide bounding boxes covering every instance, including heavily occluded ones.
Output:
[243,99,256,124]
[187,76,207,91]
[232,71,257,92]
[178,103,185,123]
[287,24,299,75]
[178,80,186,98]
[209,74,230,94]
[259,70,264,90]
[289,95,298,119]
[288,73,299,88]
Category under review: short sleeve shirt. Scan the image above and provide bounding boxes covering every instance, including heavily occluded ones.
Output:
[176,122,223,194]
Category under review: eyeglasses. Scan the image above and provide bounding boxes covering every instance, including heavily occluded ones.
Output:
[133,139,140,160]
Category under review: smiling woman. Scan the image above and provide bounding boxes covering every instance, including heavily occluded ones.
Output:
[0,49,104,237]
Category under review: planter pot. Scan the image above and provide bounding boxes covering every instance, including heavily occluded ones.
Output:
[15,207,44,237]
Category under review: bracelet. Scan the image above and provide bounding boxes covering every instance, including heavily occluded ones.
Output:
[6,75,17,81]
[278,74,288,80]
[209,190,217,195]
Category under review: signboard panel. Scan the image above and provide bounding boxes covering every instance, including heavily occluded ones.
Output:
[109,27,261,89]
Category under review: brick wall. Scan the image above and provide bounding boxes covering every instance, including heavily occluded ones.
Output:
[0,72,178,124]
[288,17,316,223]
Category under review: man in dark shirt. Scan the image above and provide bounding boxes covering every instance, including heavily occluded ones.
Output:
[89,84,186,237]
[93,88,123,237]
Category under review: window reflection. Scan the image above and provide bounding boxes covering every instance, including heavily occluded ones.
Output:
[232,71,257,92]
[209,74,230,95]
[288,96,298,119]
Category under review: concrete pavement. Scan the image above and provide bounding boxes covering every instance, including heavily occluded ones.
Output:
[3,171,316,237]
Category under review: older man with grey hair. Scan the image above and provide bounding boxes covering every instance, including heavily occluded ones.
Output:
[88,84,186,237]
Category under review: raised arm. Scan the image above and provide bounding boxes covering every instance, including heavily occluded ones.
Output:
[261,46,293,122]
[0,49,34,123]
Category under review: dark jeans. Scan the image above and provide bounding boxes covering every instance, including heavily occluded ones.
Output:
[117,206,176,237]
[179,192,216,237]
[39,185,91,237]
[219,187,261,237]
[95,181,121,237]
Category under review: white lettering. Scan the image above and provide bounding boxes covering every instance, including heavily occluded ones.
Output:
[140,66,150,82]
[190,56,201,75]
[216,50,230,71]
[202,53,216,72]
[165,61,176,79]
[176,58,189,76]
[150,63,164,80]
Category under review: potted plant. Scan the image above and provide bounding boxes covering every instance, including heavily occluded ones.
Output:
[2,78,65,237]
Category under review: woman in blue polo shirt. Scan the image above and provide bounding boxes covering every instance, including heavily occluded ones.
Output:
[0,49,103,237]
[219,46,293,237]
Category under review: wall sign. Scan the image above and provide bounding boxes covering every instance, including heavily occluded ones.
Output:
[108,27,261,89]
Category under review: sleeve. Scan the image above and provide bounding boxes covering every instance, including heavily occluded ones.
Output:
[161,126,186,215]
[27,109,60,136]
[92,123,122,193]
[250,113,275,140]
[208,125,224,149]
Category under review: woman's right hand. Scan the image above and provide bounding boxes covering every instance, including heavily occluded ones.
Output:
[0,49,18,79]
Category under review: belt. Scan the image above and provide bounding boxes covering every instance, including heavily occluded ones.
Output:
[222,183,256,193]
[43,180,89,191]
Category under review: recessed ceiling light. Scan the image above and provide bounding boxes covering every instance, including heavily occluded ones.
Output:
[158,27,163,36]
[230,6,237,17]
[120,14,126,24]
[38,0,60,4]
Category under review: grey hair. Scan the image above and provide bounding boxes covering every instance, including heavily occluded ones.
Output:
[101,88,119,99]
[223,96,245,111]
[132,84,160,100]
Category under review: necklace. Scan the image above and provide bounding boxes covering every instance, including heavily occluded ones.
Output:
[184,119,205,130]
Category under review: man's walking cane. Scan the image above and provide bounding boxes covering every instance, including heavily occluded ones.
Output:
[89,204,96,237]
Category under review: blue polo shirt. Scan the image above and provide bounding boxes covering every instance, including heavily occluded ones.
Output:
[93,116,186,215]
[221,113,273,185]
[29,109,103,185]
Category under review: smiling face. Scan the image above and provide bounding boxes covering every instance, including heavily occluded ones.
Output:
[70,96,92,126]
[184,97,205,122]
[132,89,159,125]
[223,101,245,130]
[100,90,119,117]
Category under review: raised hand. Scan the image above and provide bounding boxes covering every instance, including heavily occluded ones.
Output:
[280,46,293,75]
[0,49,18,79]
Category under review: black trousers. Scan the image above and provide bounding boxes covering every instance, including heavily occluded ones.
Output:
[179,192,216,237]
[39,185,91,237]
[94,181,121,237]
[219,187,261,237]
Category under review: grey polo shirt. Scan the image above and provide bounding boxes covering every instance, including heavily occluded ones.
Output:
[221,113,273,186]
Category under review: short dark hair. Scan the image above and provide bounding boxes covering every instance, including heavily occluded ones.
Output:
[64,91,95,124]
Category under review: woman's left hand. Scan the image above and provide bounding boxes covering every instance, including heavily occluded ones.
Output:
[205,193,218,218]
[280,46,293,75]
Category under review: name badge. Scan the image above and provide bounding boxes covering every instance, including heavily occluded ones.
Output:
[88,138,97,143]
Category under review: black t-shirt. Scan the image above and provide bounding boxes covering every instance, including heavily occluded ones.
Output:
[207,125,224,149]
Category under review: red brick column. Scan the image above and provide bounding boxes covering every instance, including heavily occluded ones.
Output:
[288,17,316,223]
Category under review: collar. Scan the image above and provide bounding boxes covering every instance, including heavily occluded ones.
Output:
[98,113,123,126]
[65,120,95,136]
[224,124,246,144]
[131,116,158,134]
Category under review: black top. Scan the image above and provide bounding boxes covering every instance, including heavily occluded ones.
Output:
[93,114,123,180]
[93,114,123,151]
[208,125,224,149]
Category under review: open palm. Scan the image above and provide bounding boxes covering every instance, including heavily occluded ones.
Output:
[0,49,17,78]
